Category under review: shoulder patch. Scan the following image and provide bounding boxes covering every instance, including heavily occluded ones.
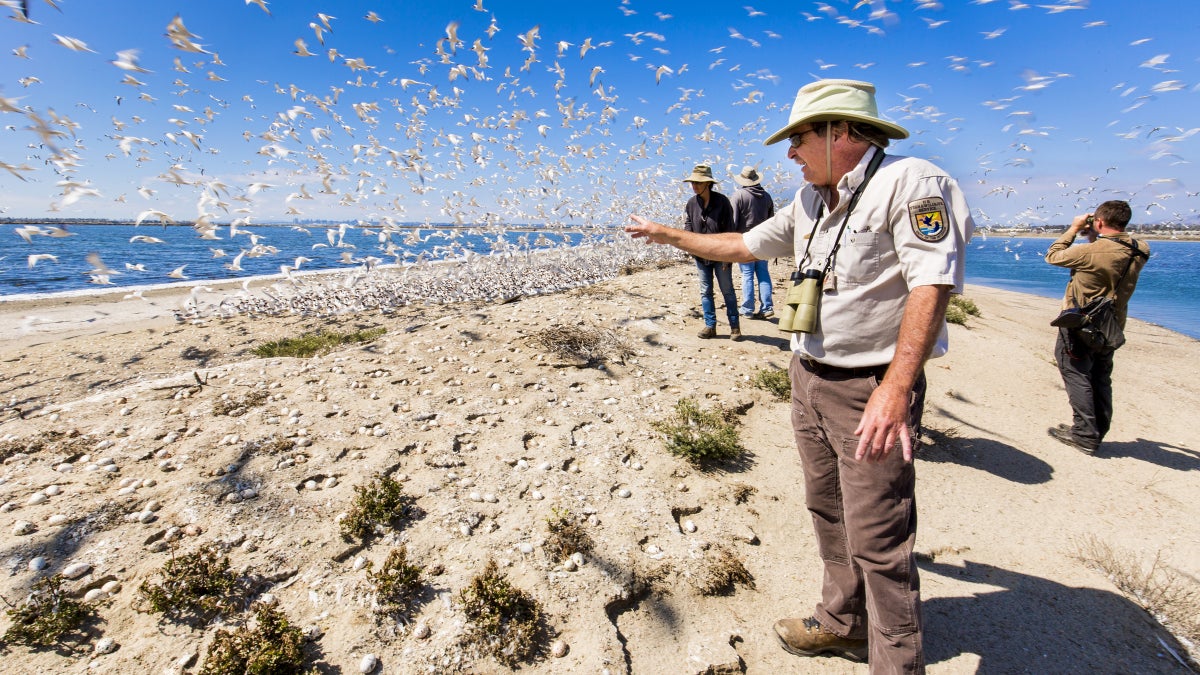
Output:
[907,197,949,243]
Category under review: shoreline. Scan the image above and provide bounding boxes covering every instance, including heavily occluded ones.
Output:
[4,273,1196,345]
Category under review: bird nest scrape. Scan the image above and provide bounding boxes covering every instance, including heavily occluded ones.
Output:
[0,428,91,464]
[525,324,634,367]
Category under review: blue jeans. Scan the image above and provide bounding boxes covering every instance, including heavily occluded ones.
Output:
[695,259,740,328]
[739,260,774,315]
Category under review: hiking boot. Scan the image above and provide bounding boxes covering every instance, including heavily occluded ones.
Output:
[1048,425,1098,454]
[698,326,717,339]
[730,328,742,341]
[773,617,867,662]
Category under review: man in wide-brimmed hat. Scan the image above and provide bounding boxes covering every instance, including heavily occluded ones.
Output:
[730,165,776,319]
[681,163,741,340]
[628,79,974,673]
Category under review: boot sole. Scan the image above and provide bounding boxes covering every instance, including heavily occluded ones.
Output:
[774,631,868,663]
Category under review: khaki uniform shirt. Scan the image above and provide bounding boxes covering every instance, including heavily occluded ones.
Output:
[743,147,974,368]
[1045,232,1150,329]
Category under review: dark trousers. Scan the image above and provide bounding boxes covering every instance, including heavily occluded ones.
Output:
[1055,328,1114,447]
[789,352,926,674]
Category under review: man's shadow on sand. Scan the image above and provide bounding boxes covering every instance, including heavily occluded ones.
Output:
[919,428,1055,485]
[921,558,1192,673]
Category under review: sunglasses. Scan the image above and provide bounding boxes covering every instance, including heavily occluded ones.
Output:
[788,128,818,148]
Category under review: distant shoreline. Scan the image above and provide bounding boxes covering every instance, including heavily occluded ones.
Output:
[6,219,1196,241]
[1,219,611,232]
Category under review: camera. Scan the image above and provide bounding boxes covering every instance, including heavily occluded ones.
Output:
[778,269,824,334]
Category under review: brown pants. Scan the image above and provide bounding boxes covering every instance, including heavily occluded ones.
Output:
[789,352,926,674]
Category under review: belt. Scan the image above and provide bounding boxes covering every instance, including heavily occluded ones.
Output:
[798,356,889,379]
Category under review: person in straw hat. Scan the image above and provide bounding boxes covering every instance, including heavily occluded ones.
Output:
[730,165,776,319]
[681,163,742,340]
[628,79,974,673]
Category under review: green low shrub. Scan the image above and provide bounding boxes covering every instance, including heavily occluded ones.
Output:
[253,327,385,358]
[651,397,743,467]
[459,559,544,666]
[751,367,790,401]
[138,544,244,624]
[2,574,95,648]
[200,606,310,675]
[340,474,415,541]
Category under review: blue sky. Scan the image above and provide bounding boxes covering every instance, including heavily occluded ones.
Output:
[1,0,1198,228]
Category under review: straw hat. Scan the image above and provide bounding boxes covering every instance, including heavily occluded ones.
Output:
[763,79,908,146]
[682,163,716,183]
[733,165,762,187]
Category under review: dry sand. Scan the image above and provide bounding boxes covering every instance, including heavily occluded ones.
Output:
[0,259,1197,674]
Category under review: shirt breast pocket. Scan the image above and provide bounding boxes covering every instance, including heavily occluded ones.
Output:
[840,231,890,286]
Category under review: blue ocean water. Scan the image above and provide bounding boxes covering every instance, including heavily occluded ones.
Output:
[1,223,596,297]
[965,235,1198,340]
[3,226,1196,340]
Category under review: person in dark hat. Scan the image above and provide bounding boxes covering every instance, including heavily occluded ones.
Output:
[730,165,776,319]
[628,79,975,673]
[682,163,741,340]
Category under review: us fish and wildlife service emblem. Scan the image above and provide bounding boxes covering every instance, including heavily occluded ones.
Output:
[908,197,950,242]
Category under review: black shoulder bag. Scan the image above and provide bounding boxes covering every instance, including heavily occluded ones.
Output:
[1050,238,1149,353]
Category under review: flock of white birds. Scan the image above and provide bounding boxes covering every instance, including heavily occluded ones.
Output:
[0,0,1196,308]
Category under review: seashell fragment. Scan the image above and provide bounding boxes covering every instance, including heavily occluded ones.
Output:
[94,637,117,654]
[62,561,92,579]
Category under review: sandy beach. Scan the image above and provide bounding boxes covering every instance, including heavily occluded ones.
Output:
[0,259,1197,674]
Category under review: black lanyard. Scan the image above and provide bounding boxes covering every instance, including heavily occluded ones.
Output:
[797,148,886,278]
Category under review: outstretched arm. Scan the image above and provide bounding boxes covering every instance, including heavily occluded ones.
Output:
[626,215,755,263]
[853,284,951,463]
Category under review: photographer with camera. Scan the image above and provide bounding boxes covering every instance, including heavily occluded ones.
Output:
[1045,201,1150,454]
[627,79,973,673]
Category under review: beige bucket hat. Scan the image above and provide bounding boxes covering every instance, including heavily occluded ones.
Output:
[764,79,909,146]
[682,163,716,183]
[733,165,762,187]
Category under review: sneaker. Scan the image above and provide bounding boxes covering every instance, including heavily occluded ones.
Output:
[1048,425,1098,454]
[750,312,765,320]
[773,617,867,662]
[730,328,742,341]
[761,310,774,319]
[698,326,716,339]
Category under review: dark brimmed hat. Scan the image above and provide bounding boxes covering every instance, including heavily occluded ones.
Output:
[682,163,716,183]
[764,79,908,146]
[733,166,762,187]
